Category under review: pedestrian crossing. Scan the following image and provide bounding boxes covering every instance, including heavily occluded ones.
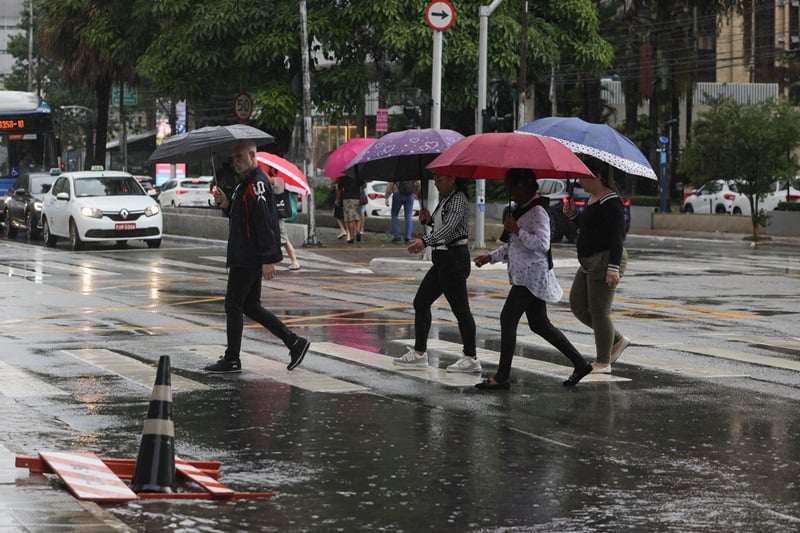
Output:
[5,334,800,402]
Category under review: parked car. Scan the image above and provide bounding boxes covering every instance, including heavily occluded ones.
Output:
[134,175,159,199]
[503,178,631,243]
[760,179,800,211]
[157,176,214,207]
[41,170,162,250]
[682,180,742,214]
[2,169,60,240]
[363,180,421,217]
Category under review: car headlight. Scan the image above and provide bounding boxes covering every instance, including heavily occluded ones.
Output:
[145,204,161,217]
[34,201,43,211]
[80,206,104,219]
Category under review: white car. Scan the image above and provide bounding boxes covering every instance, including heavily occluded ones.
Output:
[729,179,800,215]
[363,180,421,217]
[158,176,214,207]
[41,170,163,250]
[682,180,743,214]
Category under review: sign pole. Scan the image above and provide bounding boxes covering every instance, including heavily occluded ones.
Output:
[424,0,454,260]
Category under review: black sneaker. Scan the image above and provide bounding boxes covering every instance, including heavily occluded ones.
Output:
[356,232,362,242]
[287,337,310,370]
[204,357,242,373]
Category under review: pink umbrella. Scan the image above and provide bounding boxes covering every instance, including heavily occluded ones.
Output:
[426,132,595,180]
[322,138,375,179]
[256,152,310,196]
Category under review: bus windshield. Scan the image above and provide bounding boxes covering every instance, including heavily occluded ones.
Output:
[0,91,59,180]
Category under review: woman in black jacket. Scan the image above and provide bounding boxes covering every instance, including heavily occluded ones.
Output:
[563,160,631,374]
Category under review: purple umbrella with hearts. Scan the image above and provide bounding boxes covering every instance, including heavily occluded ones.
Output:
[343,128,464,181]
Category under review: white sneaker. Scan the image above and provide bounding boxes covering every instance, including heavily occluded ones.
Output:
[393,347,428,368]
[610,336,631,364]
[446,356,482,373]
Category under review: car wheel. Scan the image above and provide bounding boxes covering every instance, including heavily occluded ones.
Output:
[69,219,84,251]
[146,238,162,249]
[170,200,176,207]
[25,211,38,241]
[3,209,17,239]
[715,204,727,214]
[42,218,58,247]
[733,207,742,215]
[683,204,694,213]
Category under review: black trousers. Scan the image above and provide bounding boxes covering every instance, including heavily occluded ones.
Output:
[224,266,293,360]
[413,246,476,357]
[495,285,588,383]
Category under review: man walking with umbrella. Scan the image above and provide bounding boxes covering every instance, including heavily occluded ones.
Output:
[205,140,310,373]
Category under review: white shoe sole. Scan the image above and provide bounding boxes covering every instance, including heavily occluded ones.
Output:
[446,366,482,373]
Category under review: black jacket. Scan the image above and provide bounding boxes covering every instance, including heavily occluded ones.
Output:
[221,165,283,267]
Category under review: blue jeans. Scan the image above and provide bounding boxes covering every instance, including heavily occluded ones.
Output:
[391,192,415,241]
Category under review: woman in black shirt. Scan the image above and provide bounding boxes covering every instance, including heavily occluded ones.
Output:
[563,160,631,374]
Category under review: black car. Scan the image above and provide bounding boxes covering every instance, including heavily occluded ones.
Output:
[502,179,631,243]
[2,169,60,240]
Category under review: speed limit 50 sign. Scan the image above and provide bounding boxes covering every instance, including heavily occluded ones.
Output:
[233,91,253,121]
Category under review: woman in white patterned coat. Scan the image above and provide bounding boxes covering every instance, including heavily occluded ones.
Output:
[473,168,593,390]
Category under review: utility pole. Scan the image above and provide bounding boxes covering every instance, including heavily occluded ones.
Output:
[27,0,33,92]
[475,0,505,250]
[300,0,319,246]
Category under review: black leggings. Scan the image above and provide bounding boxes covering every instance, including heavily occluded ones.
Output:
[224,266,293,359]
[495,285,588,383]
[413,246,476,357]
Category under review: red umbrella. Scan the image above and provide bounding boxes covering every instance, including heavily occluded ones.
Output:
[256,152,310,196]
[322,138,375,179]
[426,132,595,180]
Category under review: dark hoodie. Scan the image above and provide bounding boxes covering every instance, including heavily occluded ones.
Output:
[221,165,283,267]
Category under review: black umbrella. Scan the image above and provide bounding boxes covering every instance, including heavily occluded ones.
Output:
[146,124,275,164]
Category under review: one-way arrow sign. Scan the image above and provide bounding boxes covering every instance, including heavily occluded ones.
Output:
[425,0,455,32]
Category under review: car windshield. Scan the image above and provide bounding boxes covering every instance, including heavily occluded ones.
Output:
[30,175,54,194]
[74,176,145,197]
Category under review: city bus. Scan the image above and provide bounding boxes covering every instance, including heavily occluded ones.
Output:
[0,91,60,195]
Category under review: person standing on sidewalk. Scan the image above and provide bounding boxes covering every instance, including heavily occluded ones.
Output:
[267,167,301,271]
[563,159,630,374]
[338,173,364,243]
[473,168,593,390]
[386,180,419,243]
[394,174,480,373]
[205,140,310,373]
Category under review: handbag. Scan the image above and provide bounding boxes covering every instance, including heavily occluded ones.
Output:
[359,191,368,205]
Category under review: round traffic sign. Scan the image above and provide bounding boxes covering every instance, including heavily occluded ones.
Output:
[233,91,253,121]
[425,0,455,32]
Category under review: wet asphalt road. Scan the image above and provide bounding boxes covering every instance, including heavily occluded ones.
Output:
[1,229,799,532]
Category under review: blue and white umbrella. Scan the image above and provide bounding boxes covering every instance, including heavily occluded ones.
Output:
[516,117,657,180]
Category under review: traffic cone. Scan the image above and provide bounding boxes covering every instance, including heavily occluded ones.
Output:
[130,355,176,493]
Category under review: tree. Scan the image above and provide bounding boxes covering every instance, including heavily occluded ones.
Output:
[34,0,154,169]
[678,98,800,239]
[136,0,613,136]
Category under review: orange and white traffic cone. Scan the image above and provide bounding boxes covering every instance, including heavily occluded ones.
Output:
[131,355,176,493]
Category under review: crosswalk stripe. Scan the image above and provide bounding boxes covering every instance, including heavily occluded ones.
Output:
[517,337,746,378]
[63,349,208,392]
[0,360,67,397]
[180,345,368,393]
[311,342,480,387]
[413,338,632,383]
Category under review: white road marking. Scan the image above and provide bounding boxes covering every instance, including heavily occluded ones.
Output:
[404,338,632,383]
[0,360,67,397]
[180,344,368,393]
[311,341,479,387]
[63,349,208,392]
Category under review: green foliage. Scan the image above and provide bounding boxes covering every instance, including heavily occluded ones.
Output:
[628,195,662,207]
[775,201,800,211]
[679,98,800,238]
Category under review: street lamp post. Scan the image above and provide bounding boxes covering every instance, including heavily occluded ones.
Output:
[474,0,505,250]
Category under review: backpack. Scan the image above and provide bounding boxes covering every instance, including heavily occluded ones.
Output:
[398,180,418,195]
